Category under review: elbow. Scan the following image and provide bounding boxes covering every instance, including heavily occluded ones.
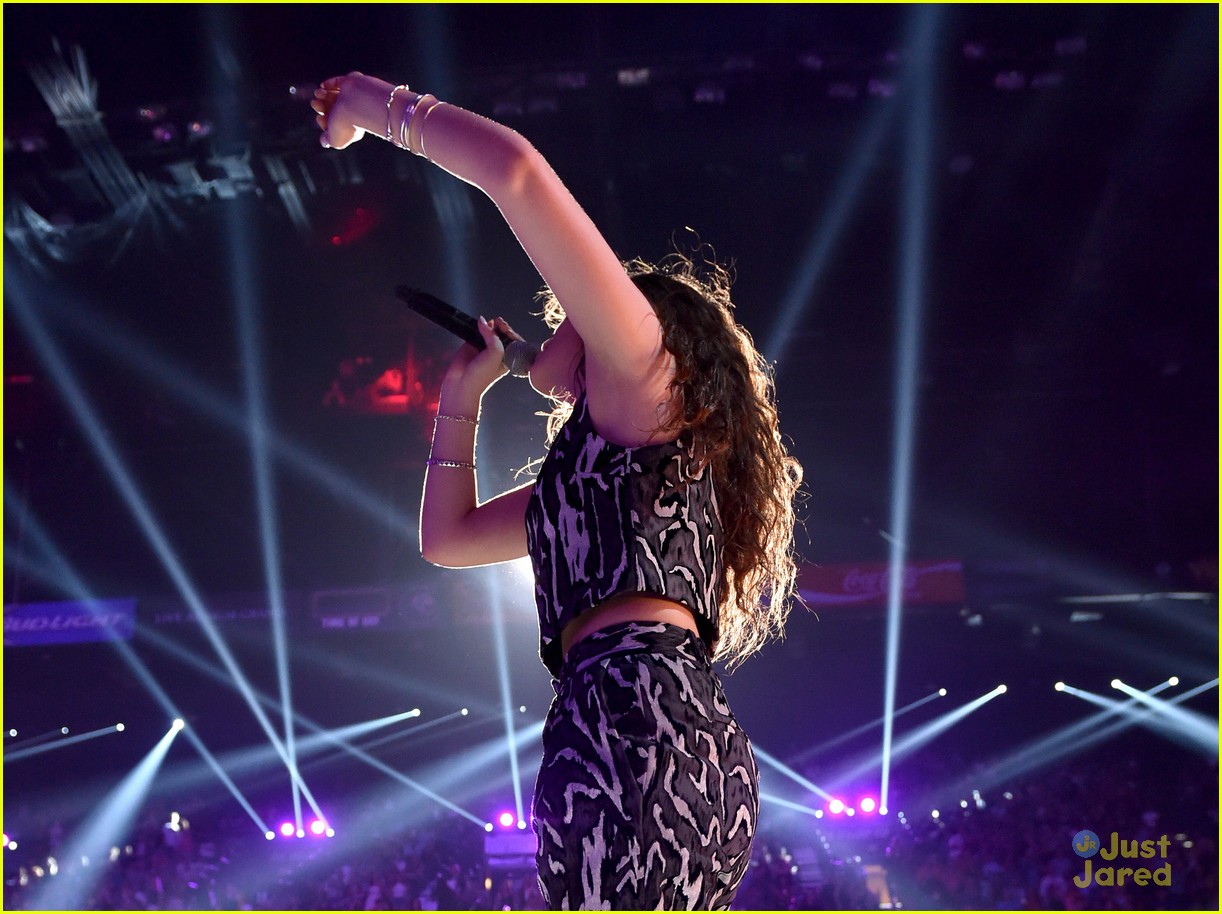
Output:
[483,131,548,205]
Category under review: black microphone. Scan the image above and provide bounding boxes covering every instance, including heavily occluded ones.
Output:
[395,286,537,377]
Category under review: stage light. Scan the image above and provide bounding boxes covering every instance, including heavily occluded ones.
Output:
[938,688,947,696]
[814,810,824,819]
[518,820,527,830]
[325,828,335,837]
[497,811,516,829]
[1055,682,1065,691]
[61,727,69,735]
[1169,676,1180,686]
[8,729,16,737]
[997,685,1007,694]
[846,808,855,816]
[172,719,185,731]
[264,831,275,841]
[519,706,526,713]
[309,819,326,836]
[115,723,125,732]
[484,823,494,832]
[859,797,877,813]
[828,799,845,815]
[931,809,940,819]
[278,822,295,838]
[7,841,17,851]
[461,708,469,716]
[296,828,305,838]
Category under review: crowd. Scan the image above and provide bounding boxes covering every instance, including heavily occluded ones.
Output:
[4,746,1216,910]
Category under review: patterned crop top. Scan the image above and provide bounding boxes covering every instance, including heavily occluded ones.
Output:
[525,393,723,676]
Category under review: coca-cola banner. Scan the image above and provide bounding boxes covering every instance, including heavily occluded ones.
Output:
[4,598,137,646]
[799,560,965,609]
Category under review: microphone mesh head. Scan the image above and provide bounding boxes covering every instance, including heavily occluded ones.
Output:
[503,340,538,377]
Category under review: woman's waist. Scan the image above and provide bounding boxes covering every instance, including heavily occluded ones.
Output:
[560,593,699,659]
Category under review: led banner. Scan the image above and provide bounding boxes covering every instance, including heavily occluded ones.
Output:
[799,560,966,609]
[3,598,136,646]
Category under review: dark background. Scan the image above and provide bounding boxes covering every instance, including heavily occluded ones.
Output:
[3,3,1216,835]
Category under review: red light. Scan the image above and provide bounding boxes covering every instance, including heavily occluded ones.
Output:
[331,236,342,245]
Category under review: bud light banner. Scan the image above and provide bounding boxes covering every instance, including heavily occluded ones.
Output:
[799,560,965,609]
[3,598,136,646]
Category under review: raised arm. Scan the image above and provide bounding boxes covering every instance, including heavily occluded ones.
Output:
[312,73,671,408]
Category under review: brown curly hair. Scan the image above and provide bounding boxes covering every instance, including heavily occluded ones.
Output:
[535,253,805,668]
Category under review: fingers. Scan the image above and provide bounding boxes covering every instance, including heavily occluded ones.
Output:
[490,316,524,341]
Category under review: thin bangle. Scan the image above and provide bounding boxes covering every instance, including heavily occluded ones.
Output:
[416,98,446,160]
[385,85,409,143]
[434,413,477,425]
[397,93,426,151]
[426,458,476,470]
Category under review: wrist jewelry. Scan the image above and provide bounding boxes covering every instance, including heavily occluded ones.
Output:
[385,85,409,142]
[397,92,427,151]
[426,458,476,470]
[434,413,478,425]
[416,98,446,160]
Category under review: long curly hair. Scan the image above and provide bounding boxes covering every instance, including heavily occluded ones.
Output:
[536,253,805,668]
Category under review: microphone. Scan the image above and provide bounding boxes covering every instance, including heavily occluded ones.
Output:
[395,286,537,377]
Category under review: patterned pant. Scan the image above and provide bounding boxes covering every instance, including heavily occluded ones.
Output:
[532,622,758,910]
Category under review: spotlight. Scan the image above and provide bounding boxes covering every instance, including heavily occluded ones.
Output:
[61,727,69,735]
[828,799,845,815]
[859,797,877,813]
[519,706,527,713]
[997,684,1007,694]
[1055,682,1065,691]
[115,723,125,731]
[278,822,295,838]
[938,688,947,696]
[880,807,889,815]
[497,811,516,829]
[171,719,185,731]
[461,708,469,716]
[846,808,855,816]
[517,820,527,830]
[309,819,327,836]
[484,823,494,833]
[325,828,335,838]
[814,809,823,819]
[264,831,275,841]
[1169,676,1180,686]
[7,729,16,737]
[931,809,940,819]
[295,829,305,838]
[1111,679,1122,689]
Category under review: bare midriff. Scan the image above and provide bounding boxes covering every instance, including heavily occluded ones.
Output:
[560,592,701,659]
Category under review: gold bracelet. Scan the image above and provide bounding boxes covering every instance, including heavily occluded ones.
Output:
[385,85,409,143]
[416,98,446,160]
[426,458,475,469]
[397,93,427,151]
[434,413,477,425]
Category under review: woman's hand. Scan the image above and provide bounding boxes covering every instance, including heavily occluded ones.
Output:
[311,71,382,149]
[438,317,523,408]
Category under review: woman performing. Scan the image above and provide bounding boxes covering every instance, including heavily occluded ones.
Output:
[312,72,803,910]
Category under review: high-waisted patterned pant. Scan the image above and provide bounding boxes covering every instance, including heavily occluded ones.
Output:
[532,621,758,910]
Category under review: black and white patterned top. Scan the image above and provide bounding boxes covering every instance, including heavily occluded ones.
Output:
[525,393,723,676]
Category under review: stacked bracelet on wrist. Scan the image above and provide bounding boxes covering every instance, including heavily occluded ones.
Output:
[384,89,445,159]
[385,85,409,142]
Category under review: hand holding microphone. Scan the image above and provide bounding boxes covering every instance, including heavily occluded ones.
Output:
[395,286,537,377]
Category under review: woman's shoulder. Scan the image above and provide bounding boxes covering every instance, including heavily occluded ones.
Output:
[581,353,679,448]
